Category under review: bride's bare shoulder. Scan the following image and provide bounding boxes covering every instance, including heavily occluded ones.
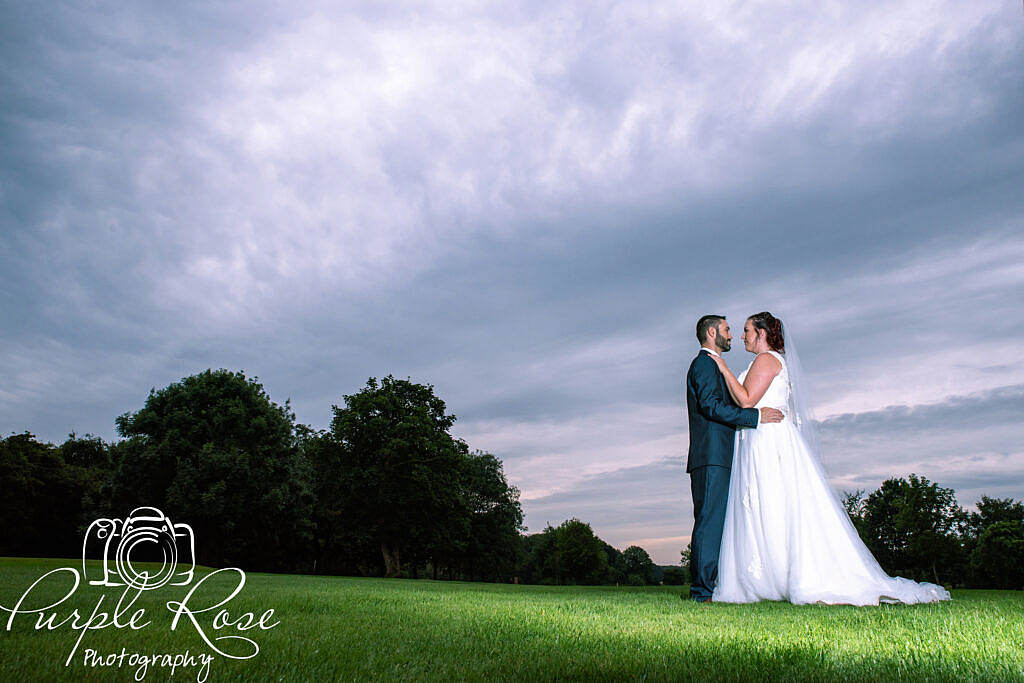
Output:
[751,352,782,374]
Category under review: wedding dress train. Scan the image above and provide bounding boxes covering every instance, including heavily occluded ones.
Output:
[712,350,951,605]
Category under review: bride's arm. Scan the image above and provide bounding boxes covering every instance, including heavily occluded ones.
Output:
[711,354,782,408]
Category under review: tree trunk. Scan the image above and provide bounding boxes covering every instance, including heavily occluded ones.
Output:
[431,559,438,581]
[381,541,401,578]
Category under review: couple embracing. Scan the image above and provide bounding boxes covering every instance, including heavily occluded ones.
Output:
[685,311,951,606]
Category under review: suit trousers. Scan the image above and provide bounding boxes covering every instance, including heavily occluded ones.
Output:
[689,464,731,600]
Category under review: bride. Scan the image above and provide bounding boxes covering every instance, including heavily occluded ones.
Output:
[707,311,950,605]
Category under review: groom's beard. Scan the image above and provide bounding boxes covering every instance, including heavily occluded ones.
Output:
[715,337,731,352]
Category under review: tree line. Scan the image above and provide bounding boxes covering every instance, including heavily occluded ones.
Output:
[841,476,1024,590]
[1,370,524,581]
[2,367,1021,589]
[517,517,666,586]
[1,368,663,584]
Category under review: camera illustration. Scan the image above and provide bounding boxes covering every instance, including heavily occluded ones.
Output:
[82,506,195,590]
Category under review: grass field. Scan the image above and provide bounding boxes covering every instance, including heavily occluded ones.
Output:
[1,557,1022,681]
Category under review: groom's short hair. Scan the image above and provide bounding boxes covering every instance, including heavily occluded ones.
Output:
[696,315,726,343]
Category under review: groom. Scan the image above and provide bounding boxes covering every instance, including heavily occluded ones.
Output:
[685,315,783,602]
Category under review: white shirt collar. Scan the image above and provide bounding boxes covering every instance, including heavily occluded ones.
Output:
[699,346,720,358]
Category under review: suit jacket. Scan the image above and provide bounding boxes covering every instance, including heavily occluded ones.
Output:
[685,349,759,472]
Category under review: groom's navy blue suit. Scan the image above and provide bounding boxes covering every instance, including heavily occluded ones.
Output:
[686,348,759,600]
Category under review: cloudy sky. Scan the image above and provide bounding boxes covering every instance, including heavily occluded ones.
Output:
[3,1,1022,564]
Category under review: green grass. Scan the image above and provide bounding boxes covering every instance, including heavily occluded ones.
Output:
[1,557,1022,681]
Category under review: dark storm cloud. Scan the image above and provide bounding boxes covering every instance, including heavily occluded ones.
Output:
[822,384,1024,441]
[2,2,1022,563]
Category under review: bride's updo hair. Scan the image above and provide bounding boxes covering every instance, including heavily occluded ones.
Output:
[748,311,784,353]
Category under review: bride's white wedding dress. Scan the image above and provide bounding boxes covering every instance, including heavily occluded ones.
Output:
[712,350,951,605]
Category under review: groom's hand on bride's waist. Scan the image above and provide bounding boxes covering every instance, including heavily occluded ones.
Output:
[759,407,784,423]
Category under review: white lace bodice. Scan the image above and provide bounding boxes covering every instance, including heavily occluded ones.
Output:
[737,350,789,413]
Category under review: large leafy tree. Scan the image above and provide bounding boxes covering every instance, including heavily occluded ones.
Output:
[516,520,604,585]
[858,474,966,584]
[966,496,1024,588]
[110,369,314,571]
[62,432,114,533]
[300,425,377,575]
[971,521,1024,589]
[967,496,1024,536]
[1,433,78,557]
[602,540,625,584]
[327,375,470,577]
[679,541,692,585]
[453,449,525,582]
[662,566,688,585]
[0,432,108,558]
[554,518,610,585]
[517,525,560,584]
[621,545,656,585]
